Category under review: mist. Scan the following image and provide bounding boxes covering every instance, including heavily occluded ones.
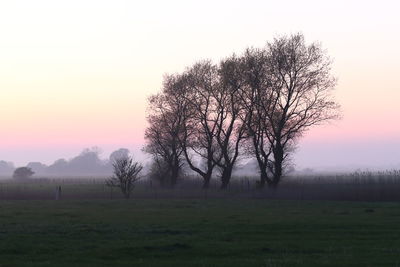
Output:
[0,147,141,177]
[1,138,400,177]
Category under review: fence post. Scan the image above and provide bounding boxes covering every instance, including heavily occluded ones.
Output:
[55,186,61,200]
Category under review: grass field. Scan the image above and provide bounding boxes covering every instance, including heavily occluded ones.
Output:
[0,199,399,266]
[1,171,400,201]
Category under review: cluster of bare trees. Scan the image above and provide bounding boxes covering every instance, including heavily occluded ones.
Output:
[145,33,340,189]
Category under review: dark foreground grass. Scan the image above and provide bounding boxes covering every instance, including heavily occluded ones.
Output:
[0,199,399,267]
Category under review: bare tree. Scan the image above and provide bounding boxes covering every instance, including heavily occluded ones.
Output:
[213,55,247,189]
[239,48,274,187]
[144,74,188,187]
[144,33,340,190]
[106,156,143,199]
[179,61,222,189]
[261,33,340,187]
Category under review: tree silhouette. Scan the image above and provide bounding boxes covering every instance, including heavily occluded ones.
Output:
[145,33,340,189]
[144,75,188,187]
[13,167,34,180]
[106,156,142,199]
[261,34,340,187]
[179,61,222,189]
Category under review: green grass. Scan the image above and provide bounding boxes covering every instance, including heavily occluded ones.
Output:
[0,199,399,266]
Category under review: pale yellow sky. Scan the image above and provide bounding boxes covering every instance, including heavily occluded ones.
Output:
[0,0,399,167]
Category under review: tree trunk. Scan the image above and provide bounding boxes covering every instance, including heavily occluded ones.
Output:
[257,168,269,188]
[272,143,284,187]
[220,166,233,190]
[202,171,212,189]
[255,159,269,188]
[170,157,180,187]
[170,168,178,187]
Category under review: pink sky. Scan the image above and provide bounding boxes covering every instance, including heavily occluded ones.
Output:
[0,0,399,169]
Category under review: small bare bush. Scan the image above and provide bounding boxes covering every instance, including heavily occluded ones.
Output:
[106,156,143,199]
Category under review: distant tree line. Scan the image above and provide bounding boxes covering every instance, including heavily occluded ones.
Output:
[144,33,340,189]
[0,147,132,177]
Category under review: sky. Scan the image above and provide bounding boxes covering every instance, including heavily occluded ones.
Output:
[0,0,399,170]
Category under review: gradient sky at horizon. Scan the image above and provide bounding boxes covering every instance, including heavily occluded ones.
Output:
[0,0,399,169]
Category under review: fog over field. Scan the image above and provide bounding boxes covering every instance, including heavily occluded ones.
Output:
[1,141,400,178]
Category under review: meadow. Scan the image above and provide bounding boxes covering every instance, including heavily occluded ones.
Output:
[1,173,399,266]
[1,171,400,201]
[0,198,400,267]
